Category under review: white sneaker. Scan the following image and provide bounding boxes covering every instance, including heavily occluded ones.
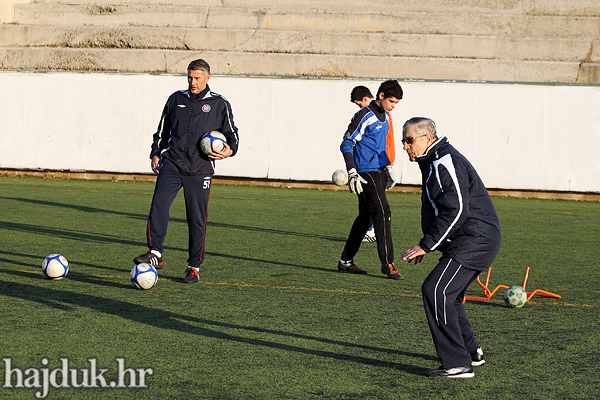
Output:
[426,365,474,378]
[471,347,485,366]
[362,226,376,243]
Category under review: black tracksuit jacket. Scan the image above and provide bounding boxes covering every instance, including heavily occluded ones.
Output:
[150,85,239,175]
[417,136,502,271]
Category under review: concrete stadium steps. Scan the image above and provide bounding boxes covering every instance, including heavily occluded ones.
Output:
[25,0,600,17]
[1,47,598,84]
[2,0,600,83]
[1,25,598,64]
[12,4,600,39]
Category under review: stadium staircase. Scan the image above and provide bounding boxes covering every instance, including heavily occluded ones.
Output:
[1,0,599,83]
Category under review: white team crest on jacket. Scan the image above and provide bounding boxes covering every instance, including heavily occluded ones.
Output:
[202,104,211,113]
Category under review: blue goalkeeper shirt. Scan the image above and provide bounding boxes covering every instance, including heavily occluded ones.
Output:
[340,101,389,173]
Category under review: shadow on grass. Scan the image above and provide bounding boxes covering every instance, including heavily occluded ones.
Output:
[0,249,135,275]
[0,258,183,285]
[208,221,345,242]
[0,221,339,274]
[0,196,346,242]
[0,196,148,221]
[0,248,335,277]
[465,299,509,308]
[1,196,345,242]
[203,251,337,274]
[65,272,134,289]
[0,221,145,248]
[0,275,431,376]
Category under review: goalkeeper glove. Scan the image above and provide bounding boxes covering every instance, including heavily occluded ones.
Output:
[385,165,399,189]
[348,168,367,194]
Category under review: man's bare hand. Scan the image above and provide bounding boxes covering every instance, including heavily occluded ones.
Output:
[400,244,427,264]
[151,155,161,174]
[208,143,233,160]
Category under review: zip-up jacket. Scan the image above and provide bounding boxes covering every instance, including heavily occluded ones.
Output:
[417,136,502,271]
[340,101,389,173]
[151,85,239,175]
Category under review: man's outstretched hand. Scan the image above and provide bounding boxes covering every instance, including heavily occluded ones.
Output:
[400,244,426,264]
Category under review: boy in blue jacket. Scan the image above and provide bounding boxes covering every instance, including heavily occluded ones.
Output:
[338,80,403,280]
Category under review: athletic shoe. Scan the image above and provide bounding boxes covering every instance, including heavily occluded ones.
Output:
[381,263,403,280]
[362,226,376,243]
[337,260,367,275]
[183,267,200,284]
[425,365,474,378]
[471,347,485,366]
[133,251,163,269]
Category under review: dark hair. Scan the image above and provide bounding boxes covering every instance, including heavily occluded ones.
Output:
[402,117,437,138]
[187,59,210,75]
[376,80,403,100]
[350,86,374,102]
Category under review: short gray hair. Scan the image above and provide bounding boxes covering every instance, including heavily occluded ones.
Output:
[402,117,438,139]
[187,59,210,76]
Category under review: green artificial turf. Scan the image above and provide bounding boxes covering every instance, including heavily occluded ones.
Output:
[0,176,598,399]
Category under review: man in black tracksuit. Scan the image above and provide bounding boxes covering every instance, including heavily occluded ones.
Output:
[133,59,239,283]
[399,117,501,378]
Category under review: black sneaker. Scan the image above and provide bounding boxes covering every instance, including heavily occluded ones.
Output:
[381,263,404,280]
[133,251,163,269]
[426,365,474,378]
[183,267,200,284]
[337,260,367,274]
[471,347,485,366]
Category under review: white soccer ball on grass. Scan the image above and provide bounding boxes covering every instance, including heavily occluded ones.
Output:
[131,263,158,290]
[42,254,69,280]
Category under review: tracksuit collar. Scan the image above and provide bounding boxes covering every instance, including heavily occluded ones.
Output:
[417,136,448,164]
[187,85,211,99]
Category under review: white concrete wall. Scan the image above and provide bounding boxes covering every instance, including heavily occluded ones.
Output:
[1,71,599,192]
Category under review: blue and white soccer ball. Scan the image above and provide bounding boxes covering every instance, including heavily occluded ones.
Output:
[503,285,528,308]
[200,131,226,154]
[130,263,158,290]
[42,254,69,280]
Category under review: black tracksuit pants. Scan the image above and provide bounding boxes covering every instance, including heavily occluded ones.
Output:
[422,257,481,368]
[341,170,394,267]
[146,159,212,268]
